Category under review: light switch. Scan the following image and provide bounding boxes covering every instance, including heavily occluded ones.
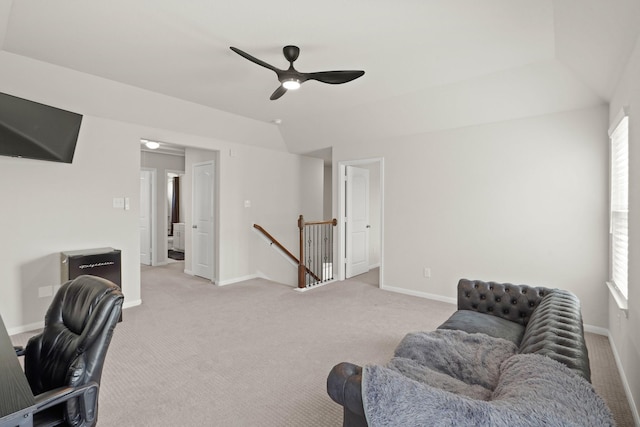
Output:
[125,197,130,210]
[244,200,251,208]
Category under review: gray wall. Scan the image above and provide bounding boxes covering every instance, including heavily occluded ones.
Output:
[0,51,318,332]
[609,36,640,421]
[335,105,609,329]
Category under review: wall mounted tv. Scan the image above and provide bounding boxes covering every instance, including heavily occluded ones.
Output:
[0,91,83,163]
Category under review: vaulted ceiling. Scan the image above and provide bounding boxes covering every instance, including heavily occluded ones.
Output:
[1,0,639,156]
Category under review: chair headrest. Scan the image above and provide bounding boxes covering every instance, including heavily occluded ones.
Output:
[57,275,122,334]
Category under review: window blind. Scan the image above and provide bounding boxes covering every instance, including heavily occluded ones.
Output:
[610,116,629,299]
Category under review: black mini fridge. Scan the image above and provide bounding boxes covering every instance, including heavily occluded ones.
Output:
[61,247,122,320]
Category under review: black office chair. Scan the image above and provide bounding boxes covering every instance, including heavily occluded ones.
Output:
[19,275,124,427]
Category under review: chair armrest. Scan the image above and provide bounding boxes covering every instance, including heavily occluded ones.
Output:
[327,362,365,416]
[34,382,99,423]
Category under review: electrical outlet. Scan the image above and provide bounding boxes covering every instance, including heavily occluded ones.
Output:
[423,267,431,278]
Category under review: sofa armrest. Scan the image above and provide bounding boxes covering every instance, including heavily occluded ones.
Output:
[519,290,591,381]
[457,279,551,326]
[327,362,365,417]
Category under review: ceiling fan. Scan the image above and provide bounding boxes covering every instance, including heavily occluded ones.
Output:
[229,45,365,100]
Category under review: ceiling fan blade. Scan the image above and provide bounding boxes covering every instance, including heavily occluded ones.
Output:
[304,70,365,85]
[270,85,288,100]
[230,47,280,73]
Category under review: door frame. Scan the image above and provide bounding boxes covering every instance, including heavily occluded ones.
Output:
[140,168,157,266]
[337,158,385,287]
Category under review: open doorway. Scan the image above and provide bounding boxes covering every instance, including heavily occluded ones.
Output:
[167,171,186,262]
[140,141,219,283]
[140,141,185,266]
[338,158,384,287]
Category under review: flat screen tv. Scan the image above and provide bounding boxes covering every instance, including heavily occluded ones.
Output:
[0,92,83,163]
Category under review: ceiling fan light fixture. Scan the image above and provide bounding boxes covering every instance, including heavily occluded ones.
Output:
[282,79,301,90]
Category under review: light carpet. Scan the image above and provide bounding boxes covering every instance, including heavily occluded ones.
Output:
[11,263,635,426]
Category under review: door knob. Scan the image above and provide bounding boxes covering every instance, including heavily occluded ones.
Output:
[192,225,198,229]
[366,225,371,228]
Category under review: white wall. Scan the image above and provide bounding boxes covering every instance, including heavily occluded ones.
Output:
[0,52,286,152]
[0,116,142,332]
[608,34,640,421]
[0,51,320,332]
[334,105,609,328]
[323,164,333,220]
[180,146,323,287]
[300,156,324,221]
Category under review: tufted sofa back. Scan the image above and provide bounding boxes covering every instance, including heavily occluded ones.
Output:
[457,279,550,326]
[457,278,590,381]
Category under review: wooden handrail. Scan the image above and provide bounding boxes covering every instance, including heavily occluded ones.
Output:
[253,223,321,286]
[301,218,338,227]
[253,224,299,265]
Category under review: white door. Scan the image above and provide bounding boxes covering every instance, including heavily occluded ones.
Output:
[346,166,370,278]
[140,170,152,265]
[192,162,214,280]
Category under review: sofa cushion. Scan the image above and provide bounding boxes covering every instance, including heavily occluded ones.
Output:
[438,310,526,345]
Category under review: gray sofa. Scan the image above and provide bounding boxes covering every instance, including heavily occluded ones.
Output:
[327,279,592,427]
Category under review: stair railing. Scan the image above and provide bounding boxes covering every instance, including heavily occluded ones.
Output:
[253,216,337,289]
[298,215,337,288]
[253,223,322,286]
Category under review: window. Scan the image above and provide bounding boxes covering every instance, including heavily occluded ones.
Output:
[609,112,629,300]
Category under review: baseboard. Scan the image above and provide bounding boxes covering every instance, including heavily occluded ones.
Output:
[123,299,142,310]
[294,279,337,292]
[7,299,142,336]
[183,268,244,286]
[381,285,457,306]
[217,274,260,286]
[607,331,640,425]
[7,321,44,336]
[583,323,608,336]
